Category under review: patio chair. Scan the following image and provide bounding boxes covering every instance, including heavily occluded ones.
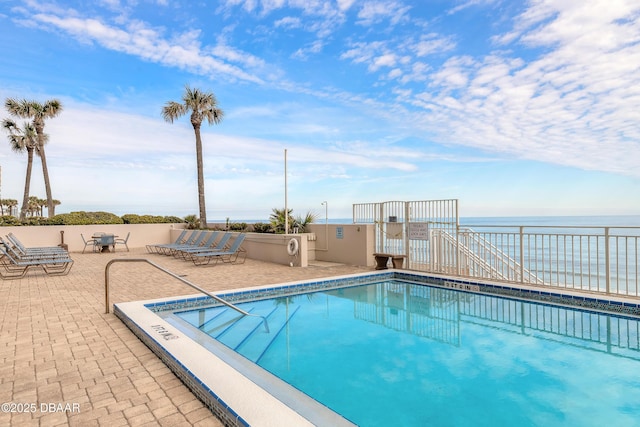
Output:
[180,232,233,260]
[0,238,69,262]
[148,230,201,255]
[166,231,208,255]
[115,232,130,252]
[171,231,221,258]
[7,233,68,256]
[0,245,74,279]
[146,229,188,254]
[190,234,247,266]
[81,233,99,253]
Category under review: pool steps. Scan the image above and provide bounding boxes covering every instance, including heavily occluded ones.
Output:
[252,306,301,364]
[192,303,302,363]
[217,306,277,348]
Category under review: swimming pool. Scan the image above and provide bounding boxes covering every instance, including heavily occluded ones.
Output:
[115,271,640,426]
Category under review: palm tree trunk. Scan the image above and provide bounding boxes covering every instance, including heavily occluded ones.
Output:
[20,149,34,220]
[35,123,55,217]
[193,124,207,228]
[38,144,55,217]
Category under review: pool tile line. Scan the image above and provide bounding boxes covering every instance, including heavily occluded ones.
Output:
[146,271,395,312]
[393,272,640,317]
[146,269,640,317]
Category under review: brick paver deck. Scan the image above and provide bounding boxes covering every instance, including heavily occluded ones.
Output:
[0,248,369,426]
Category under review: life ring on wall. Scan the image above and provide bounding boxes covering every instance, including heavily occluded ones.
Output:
[287,238,299,256]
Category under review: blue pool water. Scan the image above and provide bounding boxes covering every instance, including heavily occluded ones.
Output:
[173,281,640,426]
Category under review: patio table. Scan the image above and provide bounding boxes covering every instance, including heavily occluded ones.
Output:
[92,233,117,253]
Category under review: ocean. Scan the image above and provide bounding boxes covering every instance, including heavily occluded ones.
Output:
[212,215,640,227]
[459,215,640,228]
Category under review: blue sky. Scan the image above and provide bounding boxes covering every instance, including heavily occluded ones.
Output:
[0,0,639,221]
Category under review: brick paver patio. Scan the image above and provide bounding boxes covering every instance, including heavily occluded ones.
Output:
[0,248,369,426]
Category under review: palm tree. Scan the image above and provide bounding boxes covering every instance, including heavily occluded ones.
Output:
[162,86,224,228]
[183,214,200,230]
[294,210,318,233]
[7,199,18,216]
[2,119,39,220]
[5,98,63,218]
[269,208,295,234]
[28,196,44,217]
[1,198,18,216]
[269,207,318,233]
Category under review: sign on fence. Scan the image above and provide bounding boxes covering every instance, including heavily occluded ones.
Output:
[409,223,430,240]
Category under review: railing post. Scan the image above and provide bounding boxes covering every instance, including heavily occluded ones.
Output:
[519,226,524,283]
[605,227,610,294]
[378,203,384,253]
[456,223,461,276]
[404,202,410,269]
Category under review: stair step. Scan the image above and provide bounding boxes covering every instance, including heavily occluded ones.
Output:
[238,305,301,363]
[200,306,255,337]
[175,305,228,330]
[217,306,277,349]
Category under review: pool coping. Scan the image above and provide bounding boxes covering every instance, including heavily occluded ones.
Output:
[114,269,640,426]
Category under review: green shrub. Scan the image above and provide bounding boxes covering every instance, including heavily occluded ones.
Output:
[229,222,247,231]
[0,211,194,226]
[252,222,274,233]
[0,215,24,226]
[184,215,200,229]
[47,211,124,225]
[121,214,185,224]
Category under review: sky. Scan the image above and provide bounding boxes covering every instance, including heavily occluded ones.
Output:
[0,0,639,221]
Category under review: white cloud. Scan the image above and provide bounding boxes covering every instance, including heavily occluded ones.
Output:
[336,0,356,12]
[292,39,325,59]
[274,16,302,29]
[341,33,457,83]
[356,1,411,26]
[411,33,457,57]
[370,53,397,71]
[19,7,265,85]
[395,0,640,177]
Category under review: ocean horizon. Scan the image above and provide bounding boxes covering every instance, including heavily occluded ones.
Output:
[209,214,640,228]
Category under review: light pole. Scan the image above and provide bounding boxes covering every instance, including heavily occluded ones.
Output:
[321,201,328,225]
[284,149,288,235]
[320,201,328,251]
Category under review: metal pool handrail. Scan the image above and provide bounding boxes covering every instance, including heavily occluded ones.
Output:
[104,258,269,332]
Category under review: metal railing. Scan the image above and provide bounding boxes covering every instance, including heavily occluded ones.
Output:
[355,200,640,298]
[432,225,640,297]
[104,258,269,332]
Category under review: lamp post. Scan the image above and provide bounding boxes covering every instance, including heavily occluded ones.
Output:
[321,201,328,251]
[284,149,288,235]
[321,201,327,224]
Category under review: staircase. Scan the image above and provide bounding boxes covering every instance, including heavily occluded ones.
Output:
[431,228,544,285]
[185,301,301,364]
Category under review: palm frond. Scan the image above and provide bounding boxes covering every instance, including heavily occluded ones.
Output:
[4,121,37,153]
[42,99,63,118]
[5,98,31,118]
[162,101,186,123]
[204,107,224,125]
[2,118,18,131]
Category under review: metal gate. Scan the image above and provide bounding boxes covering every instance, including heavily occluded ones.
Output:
[353,200,459,272]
